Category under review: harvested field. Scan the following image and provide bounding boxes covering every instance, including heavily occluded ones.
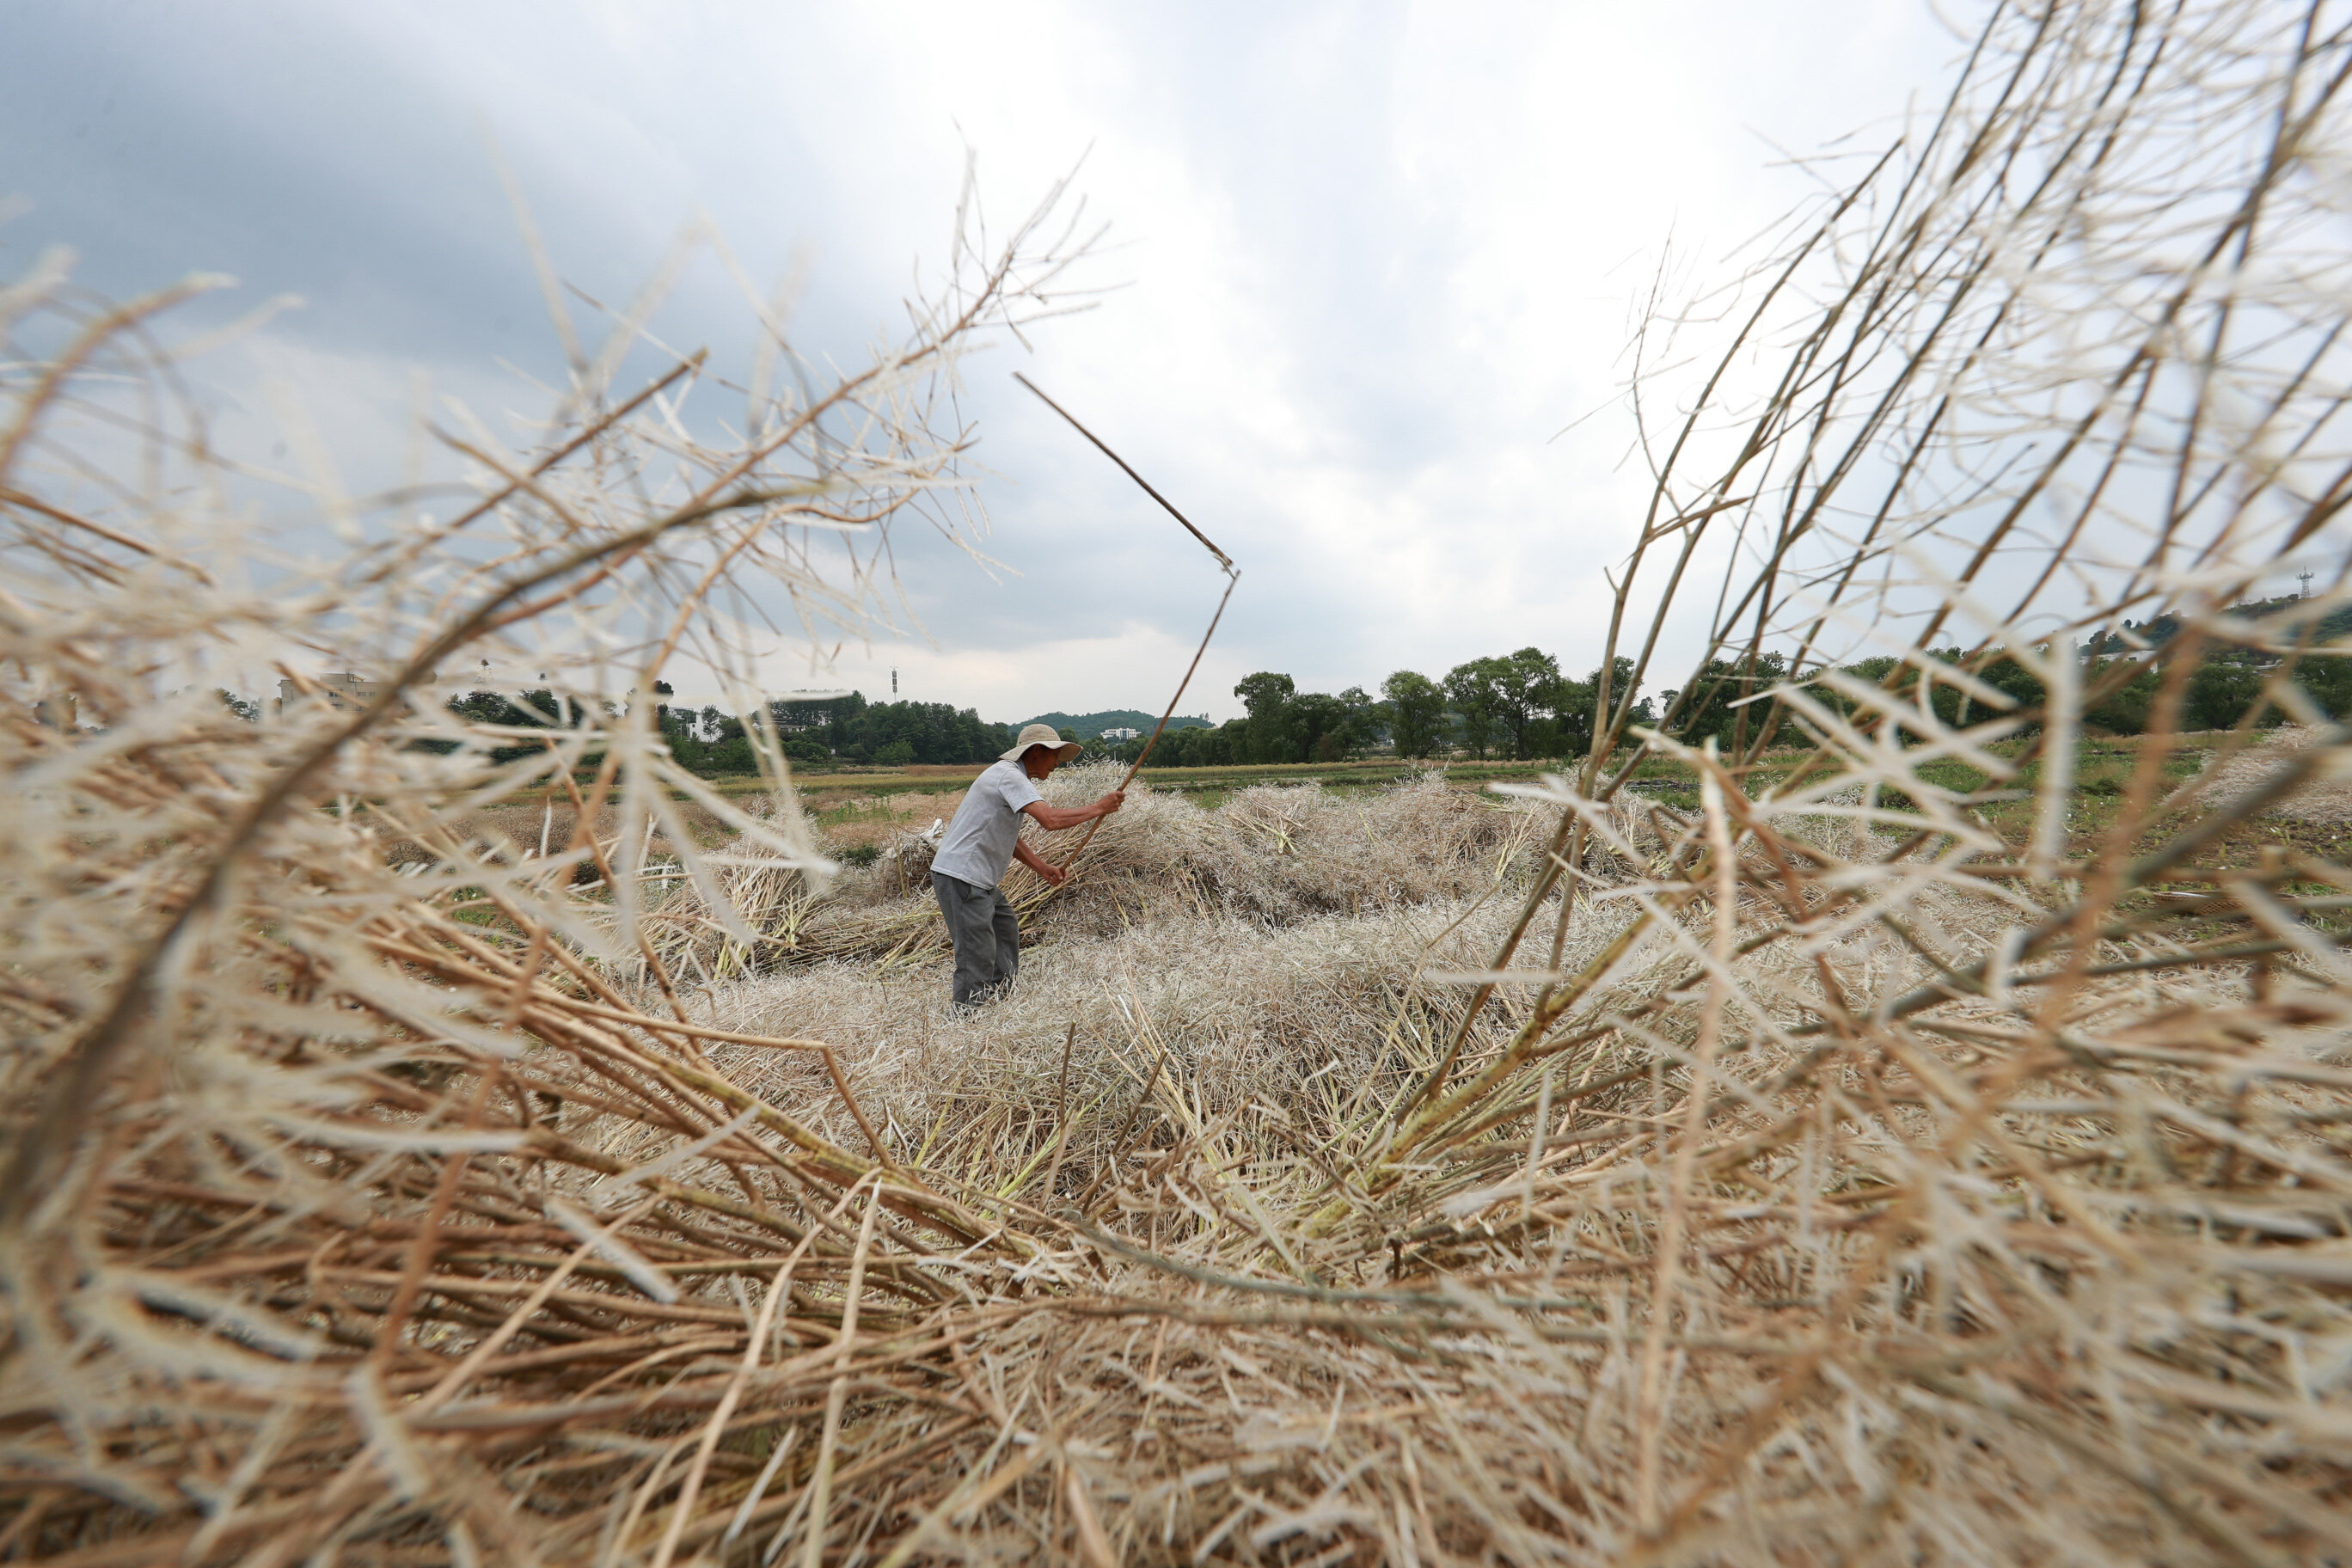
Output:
[382,790,969,873]
[384,800,744,870]
[805,791,971,853]
[2193,724,2352,823]
[8,3,2352,1565]
[626,765,1559,988]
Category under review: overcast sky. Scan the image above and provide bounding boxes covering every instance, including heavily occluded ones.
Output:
[3,1,1961,723]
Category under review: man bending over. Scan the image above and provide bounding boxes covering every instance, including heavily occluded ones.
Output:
[929,723,1124,1008]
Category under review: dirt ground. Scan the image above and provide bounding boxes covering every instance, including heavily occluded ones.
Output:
[377,787,980,867]
[803,789,971,850]
[2193,723,2352,822]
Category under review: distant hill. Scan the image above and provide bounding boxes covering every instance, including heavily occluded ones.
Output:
[1009,709,1214,740]
[2089,595,2352,653]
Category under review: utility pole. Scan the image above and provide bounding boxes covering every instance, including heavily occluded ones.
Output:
[891,668,897,695]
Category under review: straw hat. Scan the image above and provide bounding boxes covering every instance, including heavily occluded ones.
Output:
[1001,722,1085,764]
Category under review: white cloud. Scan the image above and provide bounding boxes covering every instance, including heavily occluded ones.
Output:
[5,0,1963,719]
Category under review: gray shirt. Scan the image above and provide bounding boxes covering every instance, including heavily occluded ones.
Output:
[930,759,1044,887]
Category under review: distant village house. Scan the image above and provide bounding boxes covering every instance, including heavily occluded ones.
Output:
[279,672,383,714]
[276,671,439,715]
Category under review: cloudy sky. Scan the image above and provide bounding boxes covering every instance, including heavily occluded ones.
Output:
[3,1,1960,723]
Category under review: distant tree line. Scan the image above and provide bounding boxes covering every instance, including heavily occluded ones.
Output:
[653,689,1008,773]
[411,684,1012,777]
[1657,594,2352,751]
[1113,649,1659,767]
[377,594,2352,783]
[764,690,1008,769]
[1118,602,2350,770]
[442,688,594,763]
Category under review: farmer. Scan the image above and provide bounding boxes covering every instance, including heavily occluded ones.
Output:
[930,723,1124,1009]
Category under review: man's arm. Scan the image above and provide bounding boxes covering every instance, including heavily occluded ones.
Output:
[1020,792,1124,833]
[1013,838,1067,887]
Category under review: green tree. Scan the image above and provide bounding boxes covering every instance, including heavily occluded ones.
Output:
[1487,647,1565,759]
[1443,658,1505,759]
[2187,655,2271,732]
[1336,685,1385,755]
[1156,720,1244,767]
[2082,658,2155,735]
[1382,670,1447,758]
[1234,672,1296,763]
[1575,657,1645,755]
[677,705,740,771]
[822,696,1008,765]
[1531,664,1598,760]
[2294,653,2352,718]
[450,685,582,763]
[1289,691,1349,762]
[1662,652,1788,747]
[809,691,868,754]
[1980,651,2049,717]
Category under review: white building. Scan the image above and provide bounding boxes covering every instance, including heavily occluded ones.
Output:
[1099,726,1142,743]
[279,671,383,713]
[275,670,448,716]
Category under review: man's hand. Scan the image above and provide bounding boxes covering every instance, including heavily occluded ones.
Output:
[1021,791,1127,834]
[1014,840,1069,885]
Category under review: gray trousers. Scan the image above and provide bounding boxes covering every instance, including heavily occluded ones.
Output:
[933,870,1020,1008]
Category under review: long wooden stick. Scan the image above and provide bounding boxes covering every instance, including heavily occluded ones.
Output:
[1110,576,1235,784]
[1050,546,1237,874]
[1014,373,1236,572]
[1013,374,1240,870]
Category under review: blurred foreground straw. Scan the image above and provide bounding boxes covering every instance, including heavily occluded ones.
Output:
[7,3,2352,1562]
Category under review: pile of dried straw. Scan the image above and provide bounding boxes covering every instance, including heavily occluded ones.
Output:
[632,766,1563,984]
